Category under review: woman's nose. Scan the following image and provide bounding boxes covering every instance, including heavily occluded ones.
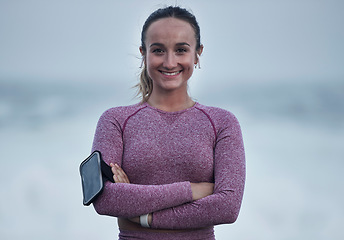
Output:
[163,53,177,69]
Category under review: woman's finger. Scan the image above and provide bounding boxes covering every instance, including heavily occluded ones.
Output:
[110,163,122,183]
[115,164,130,183]
[113,174,119,183]
[110,163,130,183]
[110,163,117,175]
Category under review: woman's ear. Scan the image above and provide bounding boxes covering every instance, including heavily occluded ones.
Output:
[139,46,146,68]
[198,44,204,56]
[139,46,144,56]
[195,45,204,67]
[195,44,204,64]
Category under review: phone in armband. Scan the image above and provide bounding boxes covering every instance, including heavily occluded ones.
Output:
[79,151,114,206]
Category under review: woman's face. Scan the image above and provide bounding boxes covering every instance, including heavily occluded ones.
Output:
[141,17,202,93]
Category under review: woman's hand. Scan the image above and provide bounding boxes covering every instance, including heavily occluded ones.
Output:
[110,163,130,183]
[190,182,214,201]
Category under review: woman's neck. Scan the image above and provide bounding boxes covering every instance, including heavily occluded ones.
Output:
[147,91,195,112]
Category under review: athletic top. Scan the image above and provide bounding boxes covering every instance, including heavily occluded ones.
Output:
[91,102,245,238]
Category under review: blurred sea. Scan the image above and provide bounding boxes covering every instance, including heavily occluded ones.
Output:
[0,79,343,240]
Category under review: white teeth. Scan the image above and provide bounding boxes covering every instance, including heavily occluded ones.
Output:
[162,71,180,76]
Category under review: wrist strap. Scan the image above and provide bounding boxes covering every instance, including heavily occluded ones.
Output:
[140,214,150,228]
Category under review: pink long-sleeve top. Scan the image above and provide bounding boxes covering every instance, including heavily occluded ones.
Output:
[92,102,245,237]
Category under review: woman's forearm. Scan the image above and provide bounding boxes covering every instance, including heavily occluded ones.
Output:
[93,181,193,218]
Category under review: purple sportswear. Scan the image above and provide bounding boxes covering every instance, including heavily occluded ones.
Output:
[92,102,246,239]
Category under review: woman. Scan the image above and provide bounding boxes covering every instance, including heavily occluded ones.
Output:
[92,6,245,240]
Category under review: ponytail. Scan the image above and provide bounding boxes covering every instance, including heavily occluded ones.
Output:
[135,64,153,102]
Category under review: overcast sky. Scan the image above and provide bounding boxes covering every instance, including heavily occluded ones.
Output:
[0,0,343,84]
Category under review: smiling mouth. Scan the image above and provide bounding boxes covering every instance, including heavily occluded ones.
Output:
[160,70,182,76]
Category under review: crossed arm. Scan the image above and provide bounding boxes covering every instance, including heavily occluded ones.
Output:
[110,163,214,225]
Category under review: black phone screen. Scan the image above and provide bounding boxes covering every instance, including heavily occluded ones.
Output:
[80,151,103,206]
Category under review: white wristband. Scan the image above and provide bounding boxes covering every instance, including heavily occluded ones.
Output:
[140,214,150,228]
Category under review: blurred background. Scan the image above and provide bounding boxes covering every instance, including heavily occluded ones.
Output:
[0,0,343,239]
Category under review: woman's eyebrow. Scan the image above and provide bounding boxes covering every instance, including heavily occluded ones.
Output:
[176,42,191,47]
[149,42,191,48]
[149,43,164,48]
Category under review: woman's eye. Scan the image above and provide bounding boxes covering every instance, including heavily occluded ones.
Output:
[152,49,164,54]
[176,48,187,53]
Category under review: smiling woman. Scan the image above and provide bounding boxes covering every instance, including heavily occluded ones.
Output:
[136,6,203,105]
[90,6,246,240]
[140,17,203,111]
